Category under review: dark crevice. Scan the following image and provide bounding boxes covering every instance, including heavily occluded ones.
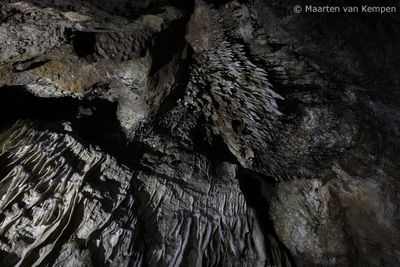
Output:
[0,250,19,267]
[238,168,296,267]
[0,86,80,124]
[13,59,51,72]
[72,31,97,58]
[149,1,194,75]
[192,124,240,164]
[155,46,193,115]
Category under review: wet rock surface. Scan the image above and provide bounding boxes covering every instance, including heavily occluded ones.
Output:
[0,0,399,266]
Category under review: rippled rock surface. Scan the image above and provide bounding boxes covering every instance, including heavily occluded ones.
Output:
[0,0,399,266]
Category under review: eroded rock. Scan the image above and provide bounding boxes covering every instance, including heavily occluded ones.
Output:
[1,0,400,266]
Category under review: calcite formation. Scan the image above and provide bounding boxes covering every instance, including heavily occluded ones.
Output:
[0,0,399,266]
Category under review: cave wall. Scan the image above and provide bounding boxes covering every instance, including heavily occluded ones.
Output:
[0,0,399,266]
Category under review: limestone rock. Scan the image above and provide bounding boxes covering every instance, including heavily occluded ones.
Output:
[1,0,400,266]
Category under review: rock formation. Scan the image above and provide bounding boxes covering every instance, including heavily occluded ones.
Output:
[0,0,399,266]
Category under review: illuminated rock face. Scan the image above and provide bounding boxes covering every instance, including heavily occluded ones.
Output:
[0,121,290,267]
[0,121,140,266]
[1,0,400,266]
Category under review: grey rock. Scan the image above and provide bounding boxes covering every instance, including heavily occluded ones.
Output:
[0,0,400,266]
[0,120,291,266]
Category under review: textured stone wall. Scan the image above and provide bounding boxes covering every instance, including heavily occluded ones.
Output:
[0,0,399,266]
